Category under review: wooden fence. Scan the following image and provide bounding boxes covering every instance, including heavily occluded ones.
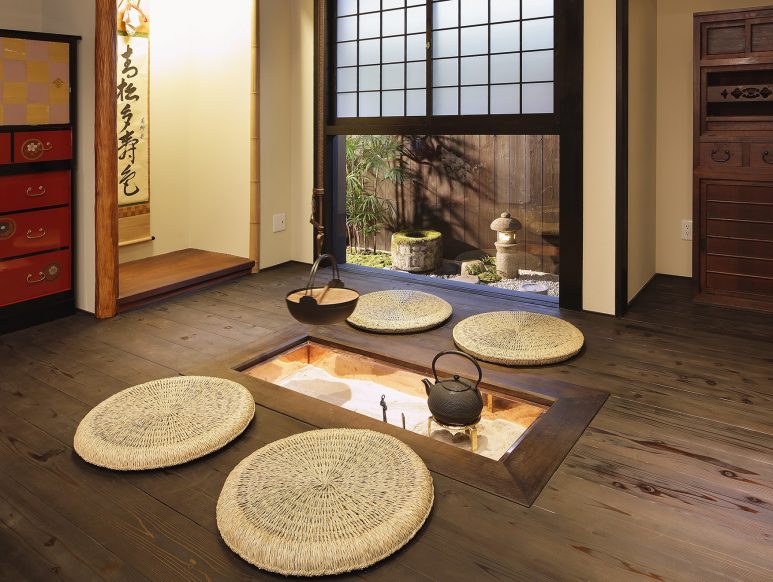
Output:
[367,134,560,274]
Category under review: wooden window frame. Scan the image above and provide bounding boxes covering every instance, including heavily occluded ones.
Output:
[315,0,584,309]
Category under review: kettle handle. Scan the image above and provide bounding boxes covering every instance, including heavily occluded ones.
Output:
[303,254,344,301]
[431,350,483,387]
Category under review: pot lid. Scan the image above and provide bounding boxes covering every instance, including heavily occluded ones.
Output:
[438,375,475,392]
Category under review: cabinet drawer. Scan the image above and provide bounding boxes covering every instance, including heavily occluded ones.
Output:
[0,170,71,213]
[0,133,10,164]
[707,236,773,260]
[707,254,773,278]
[0,208,70,260]
[749,144,773,169]
[706,218,773,240]
[707,200,773,222]
[700,143,743,168]
[706,272,773,296]
[13,130,72,163]
[0,250,71,308]
[705,182,773,203]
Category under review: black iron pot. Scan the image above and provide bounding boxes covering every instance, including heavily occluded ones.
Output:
[423,351,484,426]
[286,254,359,325]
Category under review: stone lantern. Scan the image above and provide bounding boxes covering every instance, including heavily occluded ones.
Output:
[490,212,521,279]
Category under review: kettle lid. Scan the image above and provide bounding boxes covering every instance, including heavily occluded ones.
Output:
[438,374,475,392]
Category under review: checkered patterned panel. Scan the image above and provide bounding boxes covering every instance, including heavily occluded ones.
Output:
[0,37,70,126]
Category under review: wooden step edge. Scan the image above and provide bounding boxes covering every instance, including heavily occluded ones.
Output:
[117,259,255,311]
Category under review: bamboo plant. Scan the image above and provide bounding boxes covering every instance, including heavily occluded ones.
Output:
[345,135,405,253]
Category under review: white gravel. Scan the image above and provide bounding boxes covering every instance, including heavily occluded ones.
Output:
[490,278,560,297]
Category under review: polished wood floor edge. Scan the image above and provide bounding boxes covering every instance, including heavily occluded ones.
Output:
[118,248,255,311]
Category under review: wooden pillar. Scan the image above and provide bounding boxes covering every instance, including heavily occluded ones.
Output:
[250,0,261,273]
[311,0,328,258]
[95,0,119,318]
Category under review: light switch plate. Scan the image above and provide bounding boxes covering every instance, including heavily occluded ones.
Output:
[273,213,286,233]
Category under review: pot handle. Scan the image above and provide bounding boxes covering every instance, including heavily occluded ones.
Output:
[304,254,344,299]
[431,350,483,387]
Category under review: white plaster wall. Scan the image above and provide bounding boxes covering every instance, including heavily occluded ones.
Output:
[0,0,43,30]
[259,0,294,268]
[186,0,252,257]
[583,0,618,314]
[259,0,314,268]
[289,0,315,265]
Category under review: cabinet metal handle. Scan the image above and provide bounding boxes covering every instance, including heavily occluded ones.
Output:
[25,185,47,197]
[711,148,732,163]
[26,272,46,284]
[763,150,773,165]
[25,227,47,239]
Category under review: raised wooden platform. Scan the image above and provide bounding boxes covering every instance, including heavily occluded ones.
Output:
[118,248,254,312]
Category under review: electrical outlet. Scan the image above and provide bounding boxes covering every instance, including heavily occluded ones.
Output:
[272,213,286,233]
[681,219,693,241]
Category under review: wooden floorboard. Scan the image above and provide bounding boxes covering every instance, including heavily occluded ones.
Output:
[1,263,772,581]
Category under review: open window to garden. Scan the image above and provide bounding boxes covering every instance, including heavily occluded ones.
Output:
[321,0,583,307]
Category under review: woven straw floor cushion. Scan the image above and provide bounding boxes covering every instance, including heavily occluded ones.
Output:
[453,311,585,366]
[217,428,434,577]
[346,290,452,333]
[74,376,255,470]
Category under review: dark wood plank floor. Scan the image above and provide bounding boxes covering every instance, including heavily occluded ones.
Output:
[1,263,771,581]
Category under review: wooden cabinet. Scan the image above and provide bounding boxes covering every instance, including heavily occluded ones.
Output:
[694,8,773,312]
[0,30,79,333]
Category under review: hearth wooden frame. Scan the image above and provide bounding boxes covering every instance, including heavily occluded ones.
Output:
[192,326,608,507]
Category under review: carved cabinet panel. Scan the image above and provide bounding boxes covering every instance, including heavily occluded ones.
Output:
[694,8,773,313]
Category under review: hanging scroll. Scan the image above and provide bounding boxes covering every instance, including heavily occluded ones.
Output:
[116,0,151,246]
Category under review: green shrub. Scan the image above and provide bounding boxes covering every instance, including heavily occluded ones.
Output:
[465,257,501,283]
[346,250,393,269]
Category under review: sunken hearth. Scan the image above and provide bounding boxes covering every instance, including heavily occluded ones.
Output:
[195,328,608,507]
[245,341,547,461]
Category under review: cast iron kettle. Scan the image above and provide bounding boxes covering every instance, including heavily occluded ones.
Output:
[423,351,484,426]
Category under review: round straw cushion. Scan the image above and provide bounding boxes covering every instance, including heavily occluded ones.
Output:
[346,290,452,333]
[74,376,255,470]
[453,311,584,366]
[216,428,434,577]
